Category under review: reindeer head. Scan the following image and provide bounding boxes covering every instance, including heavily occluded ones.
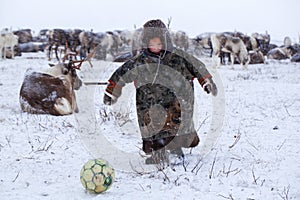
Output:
[48,52,94,90]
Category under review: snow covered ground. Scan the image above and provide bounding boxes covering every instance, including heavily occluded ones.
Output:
[0,52,299,200]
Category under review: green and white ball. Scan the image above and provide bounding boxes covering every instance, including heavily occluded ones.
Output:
[80,159,115,194]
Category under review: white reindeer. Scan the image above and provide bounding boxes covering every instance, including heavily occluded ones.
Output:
[0,31,19,59]
[211,33,249,69]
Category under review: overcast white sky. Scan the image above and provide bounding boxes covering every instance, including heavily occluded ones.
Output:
[1,0,299,42]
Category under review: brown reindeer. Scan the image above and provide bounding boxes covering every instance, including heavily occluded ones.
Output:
[19,56,89,116]
[13,29,33,44]
[46,29,70,61]
[251,32,271,55]
[267,46,297,60]
[79,31,108,60]
[249,50,265,64]
[171,30,189,51]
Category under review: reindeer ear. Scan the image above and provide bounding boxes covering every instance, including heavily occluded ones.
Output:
[62,67,69,75]
[49,63,55,67]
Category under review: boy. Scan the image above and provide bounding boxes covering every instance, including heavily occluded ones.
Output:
[104,19,217,164]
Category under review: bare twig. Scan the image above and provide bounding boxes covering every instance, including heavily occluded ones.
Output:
[12,171,20,182]
[218,194,234,200]
[38,122,47,130]
[182,158,187,172]
[278,185,290,200]
[209,152,217,179]
[230,156,241,161]
[119,118,133,127]
[283,102,300,117]
[35,136,54,152]
[57,127,64,135]
[229,131,241,149]
[191,157,203,175]
[283,104,292,117]
[222,160,239,177]
[5,136,11,148]
[44,141,54,151]
[251,166,260,185]
[218,194,230,199]
[277,139,287,151]
[27,138,34,152]
[157,167,170,183]
[245,138,259,151]
[234,169,242,175]
[129,160,151,176]
[196,115,210,132]
[174,175,184,186]
[261,179,265,186]
[139,184,145,191]
[22,156,34,160]
[245,149,255,158]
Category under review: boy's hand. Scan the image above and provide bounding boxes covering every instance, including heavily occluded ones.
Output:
[103,93,117,105]
[103,80,122,105]
[202,78,218,96]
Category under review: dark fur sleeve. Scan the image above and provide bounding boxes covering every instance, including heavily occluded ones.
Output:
[173,48,212,85]
[105,59,136,98]
[108,59,136,86]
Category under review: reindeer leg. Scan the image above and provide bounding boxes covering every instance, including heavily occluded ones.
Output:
[80,46,87,60]
[60,47,64,61]
[211,49,220,68]
[79,46,83,60]
[64,42,69,60]
[230,53,235,70]
[72,91,79,113]
[243,55,250,70]
[11,45,14,59]
[55,45,60,61]
[3,46,6,59]
[227,52,231,65]
[242,61,248,70]
[216,52,221,68]
[48,45,52,61]
[220,52,226,65]
[213,54,220,68]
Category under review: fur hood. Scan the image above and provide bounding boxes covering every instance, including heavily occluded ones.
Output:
[141,19,174,53]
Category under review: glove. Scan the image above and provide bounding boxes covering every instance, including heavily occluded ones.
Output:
[200,78,218,96]
[103,93,117,105]
[103,80,122,105]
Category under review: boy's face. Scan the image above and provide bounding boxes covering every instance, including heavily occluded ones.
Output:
[148,37,163,54]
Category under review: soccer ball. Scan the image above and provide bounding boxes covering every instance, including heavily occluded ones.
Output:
[80,158,115,194]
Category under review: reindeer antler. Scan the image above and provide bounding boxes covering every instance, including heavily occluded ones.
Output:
[167,17,172,29]
[62,50,95,70]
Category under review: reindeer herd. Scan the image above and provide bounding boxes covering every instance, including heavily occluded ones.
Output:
[193,31,300,68]
[1,27,300,65]
[1,27,300,116]
[0,28,127,61]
